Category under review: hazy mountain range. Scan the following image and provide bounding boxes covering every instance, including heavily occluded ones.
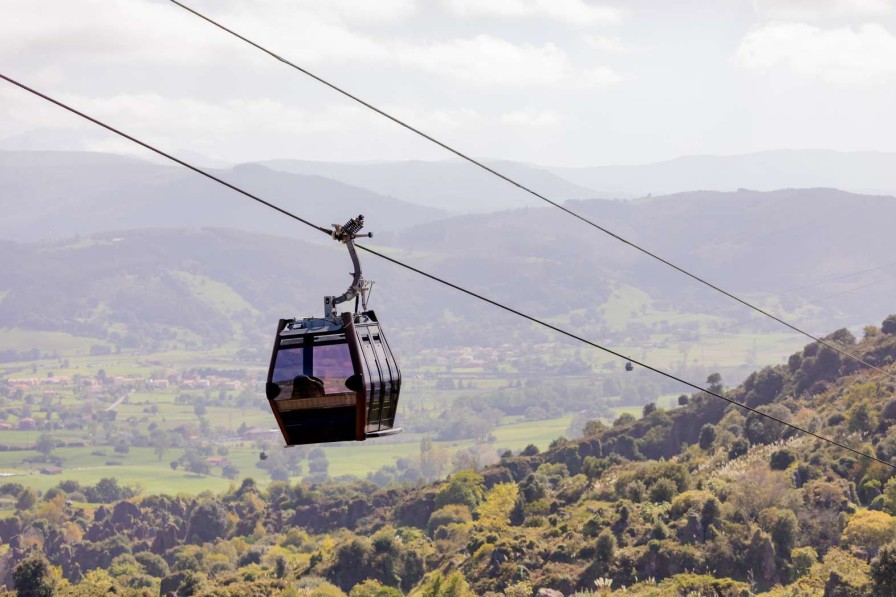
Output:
[2,179,895,359]
[550,149,896,198]
[4,148,896,368]
[0,151,443,242]
[256,158,611,213]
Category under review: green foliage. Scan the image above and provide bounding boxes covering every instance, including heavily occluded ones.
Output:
[657,573,750,596]
[84,478,136,503]
[882,478,896,515]
[13,553,57,597]
[503,580,533,597]
[728,437,749,459]
[188,499,232,543]
[427,504,472,536]
[519,473,547,502]
[698,424,715,450]
[848,403,877,435]
[759,507,799,557]
[521,444,540,456]
[309,581,348,597]
[34,433,55,459]
[349,579,402,597]
[648,477,677,503]
[882,399,896,422]
[435,470,486,510]
[614,413,636,427]
[581,456,610,479]
[613,461,689,497]
[135,551,169,578]
[743,367,785,407]
[744,404,790,445]
[419,572,475,597]
[595,529,616,564]
[668,490,711,518]
[871,541,896,596]
[12,316,896,597]
[882,314,896,335]
[791,546,817,580]
[625,479,646,503]
[477,483,518,531]
[843,510,896,556]
[769,448,795,470]
[17,486,38,510]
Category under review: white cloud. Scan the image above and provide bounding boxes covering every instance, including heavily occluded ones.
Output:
[443,0,622,26]
[736,22,896,84]
[0,1,245,67]
[281,0,417,23]
[0,0,390,68]
[1,87,487,144]
[584,35,629,53]
[751,0,893,20]
[499,109,561,127]
[0,0,622,90]
[397,35,623,87]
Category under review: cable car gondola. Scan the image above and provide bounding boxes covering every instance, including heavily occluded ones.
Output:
[265,215,402,446]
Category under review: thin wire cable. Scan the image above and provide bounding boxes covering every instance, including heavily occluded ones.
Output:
[166,0,896,385]
[357,244,893,469]
[3,71,891,470]
[0,74,331,238]
[648,260,896,330]
[714,276,896,335]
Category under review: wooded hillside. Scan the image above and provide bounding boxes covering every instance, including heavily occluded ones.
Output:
[4,317,896,595]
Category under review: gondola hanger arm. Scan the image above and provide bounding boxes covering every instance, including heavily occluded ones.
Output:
[326,215,373,317]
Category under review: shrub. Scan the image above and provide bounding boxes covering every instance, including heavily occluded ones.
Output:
[882,400,896,422]
[698,424,715,450]
[882,315,896,335]
[427,505,472,536]
[770,448,795,471]
[791,546,817,580]
[595,529,616,564]
[669,490,712,518]
[649,478,677,503]
[871,542,896,595]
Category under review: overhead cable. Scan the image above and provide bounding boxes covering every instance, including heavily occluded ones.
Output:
[2,71,891,471]
[165,0,896,385]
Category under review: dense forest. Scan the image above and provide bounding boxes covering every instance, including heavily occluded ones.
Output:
[3,316,896,595]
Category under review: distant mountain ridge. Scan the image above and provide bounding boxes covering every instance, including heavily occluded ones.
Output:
[255,158,615,213]
[0,151,445,242]
[3,187,896,360]
[550,149,896,197]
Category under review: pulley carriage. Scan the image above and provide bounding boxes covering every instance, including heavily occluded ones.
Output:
[265,216,401,446]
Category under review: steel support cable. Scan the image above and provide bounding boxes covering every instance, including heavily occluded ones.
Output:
[166,0,896,385]
[645,260,896,330]
[713,276,896,336]
[357,244,895,469]
[3,71,891,470]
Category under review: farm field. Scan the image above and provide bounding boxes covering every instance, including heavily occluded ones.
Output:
[0,301,811,498]
[0,415,575,496]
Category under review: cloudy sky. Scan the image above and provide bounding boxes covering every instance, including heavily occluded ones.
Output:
[3,0,896,166]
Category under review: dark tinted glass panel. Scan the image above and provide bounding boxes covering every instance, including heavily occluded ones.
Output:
[312,342,355,395]
[272,347,304,384]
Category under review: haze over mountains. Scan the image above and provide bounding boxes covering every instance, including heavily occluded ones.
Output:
[4,147,896,365]
[0,151,443,241]
[5,142,896,222]
[550,149,896,198]
[257,158,610,213]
